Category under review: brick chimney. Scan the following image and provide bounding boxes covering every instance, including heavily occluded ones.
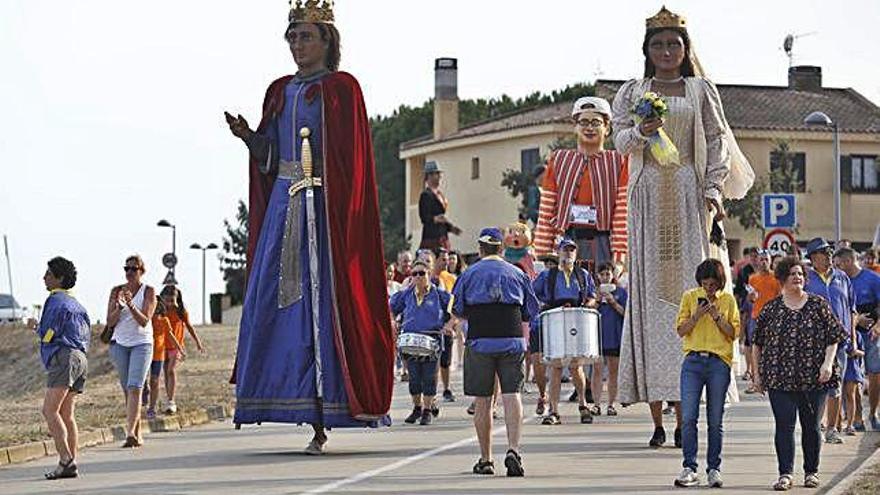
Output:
[788,65,822,92]
[433,58,459,139]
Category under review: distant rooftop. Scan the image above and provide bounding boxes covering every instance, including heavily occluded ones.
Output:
[400,79,880,152]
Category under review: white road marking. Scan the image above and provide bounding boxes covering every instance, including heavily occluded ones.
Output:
[300,415,536,495]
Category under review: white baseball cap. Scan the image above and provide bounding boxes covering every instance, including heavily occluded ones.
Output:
[571,96,612,119]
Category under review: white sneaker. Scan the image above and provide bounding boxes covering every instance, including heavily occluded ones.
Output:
[304,438,325,455]
[707,469,723,488]
[674,467,699,487]
[824,429,844,444]
[165,400,177,415]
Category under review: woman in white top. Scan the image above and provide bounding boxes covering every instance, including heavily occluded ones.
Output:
[105,255,156,447]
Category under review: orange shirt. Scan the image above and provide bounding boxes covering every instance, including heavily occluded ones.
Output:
[543,161,594,210]
[748,271,781,319]
[151,315,173,361]
[166,309,190,348]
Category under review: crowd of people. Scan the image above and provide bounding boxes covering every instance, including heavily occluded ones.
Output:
[35,255,206,478]
[31,1,880,490]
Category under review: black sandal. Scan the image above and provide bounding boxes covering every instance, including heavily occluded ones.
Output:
[121,435,142,448]
[504,449,525,477]
[541,412,561,425]
[44,458,78,480]
[579,406,594,424]
[472,458,495,475]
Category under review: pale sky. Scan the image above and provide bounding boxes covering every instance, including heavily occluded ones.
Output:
[2,0,878,322]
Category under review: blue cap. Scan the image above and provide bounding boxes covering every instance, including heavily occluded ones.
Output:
[557,238,577,250]
[805,237,832,256]
[478,227,503,245]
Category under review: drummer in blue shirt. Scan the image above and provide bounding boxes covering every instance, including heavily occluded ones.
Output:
[390,259,451,426]
[803,237,857,444]
[452,227,539,477]
[532,238,597,425]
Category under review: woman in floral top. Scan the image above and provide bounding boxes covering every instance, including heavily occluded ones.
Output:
[752,257,848,491]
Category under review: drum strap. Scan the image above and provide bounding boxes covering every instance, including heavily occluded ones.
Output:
[548,267,588,306]
[465,304,523,340]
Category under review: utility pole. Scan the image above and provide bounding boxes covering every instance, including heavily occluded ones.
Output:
[3,235,15,320]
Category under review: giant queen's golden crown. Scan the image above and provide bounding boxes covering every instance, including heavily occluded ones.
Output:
[289,0,335,24]
[646,6,687,30]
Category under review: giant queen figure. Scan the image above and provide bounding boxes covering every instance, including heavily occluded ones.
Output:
[225,0,394,454]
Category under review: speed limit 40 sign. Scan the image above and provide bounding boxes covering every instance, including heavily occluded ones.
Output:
[763,228,796,257]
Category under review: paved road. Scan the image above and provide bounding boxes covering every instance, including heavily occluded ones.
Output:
[1,377,877,495]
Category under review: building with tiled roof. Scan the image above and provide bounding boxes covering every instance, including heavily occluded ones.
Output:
[400,61,880,253]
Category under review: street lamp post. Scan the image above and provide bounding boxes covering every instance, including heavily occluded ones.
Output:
[190,242,218,326]
[804,111,841,242]
[157,219,177,273]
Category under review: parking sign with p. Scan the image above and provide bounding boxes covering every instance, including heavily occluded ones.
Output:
[762,194,796,229]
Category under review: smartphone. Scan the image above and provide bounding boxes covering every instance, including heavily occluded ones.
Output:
[697,297,709,307]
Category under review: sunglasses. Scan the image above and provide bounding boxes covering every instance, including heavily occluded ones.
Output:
[411,271,427,277]
[123,266,141,273]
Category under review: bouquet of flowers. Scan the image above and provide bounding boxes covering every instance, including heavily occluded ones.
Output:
[631,92,680,166]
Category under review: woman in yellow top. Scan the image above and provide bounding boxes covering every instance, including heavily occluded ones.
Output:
[673,258,740,488]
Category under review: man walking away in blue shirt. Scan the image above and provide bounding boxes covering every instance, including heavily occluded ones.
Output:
[452,228,539,477]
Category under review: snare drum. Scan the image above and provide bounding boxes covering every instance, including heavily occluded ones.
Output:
[397,332,440,359]
[540,307,601,362]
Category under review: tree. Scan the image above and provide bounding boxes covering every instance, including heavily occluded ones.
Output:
[724,139,804,237]
[220,200,248,305]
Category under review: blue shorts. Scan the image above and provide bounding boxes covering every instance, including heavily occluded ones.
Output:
[109,342,153,390]
[861,330,880,375]
[150,360,164,377]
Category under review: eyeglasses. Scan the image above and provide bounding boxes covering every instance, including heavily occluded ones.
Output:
[411,271,427,277]
[123,266,140,273]
[575,118,605,129]
[648,40,684,52]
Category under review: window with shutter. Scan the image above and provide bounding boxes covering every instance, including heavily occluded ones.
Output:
[847,155,880,193]
[520,148,541,175]
[769,151,806,193]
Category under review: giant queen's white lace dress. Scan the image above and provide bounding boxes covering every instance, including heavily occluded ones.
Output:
[611,77,751,403]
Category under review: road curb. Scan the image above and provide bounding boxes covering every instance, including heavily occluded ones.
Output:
[0,404,229,466]
[825,440,880,495]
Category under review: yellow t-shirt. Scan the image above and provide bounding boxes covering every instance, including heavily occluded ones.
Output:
[437,271,457,292]
[676,288,741,366]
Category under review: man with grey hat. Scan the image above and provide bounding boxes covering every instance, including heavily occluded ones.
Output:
[533,96,629,267]
[419,161,461,251]
[452,227,539,477]
[804,237,857,444]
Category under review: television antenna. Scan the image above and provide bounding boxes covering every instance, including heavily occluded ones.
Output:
[783,32,818,67]
[593,60,604,80]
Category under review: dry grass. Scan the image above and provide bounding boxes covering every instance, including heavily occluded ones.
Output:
[845,444,880,495]
[0,324,238,448]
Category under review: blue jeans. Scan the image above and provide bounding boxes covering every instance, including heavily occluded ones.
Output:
[768,389,826,475]
[406,359,439,397]
[680,353,731,472]
[109,342,153,390]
